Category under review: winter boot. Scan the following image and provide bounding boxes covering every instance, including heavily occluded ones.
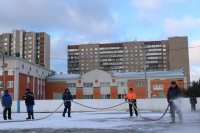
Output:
[178,113,183,124]
[170,113,175,124]
[63,112,65,117]
[26,112,31,119]
[31,112,34,119]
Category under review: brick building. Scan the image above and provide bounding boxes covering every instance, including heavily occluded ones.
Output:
[46,69,187,99]
[0,57,55,100]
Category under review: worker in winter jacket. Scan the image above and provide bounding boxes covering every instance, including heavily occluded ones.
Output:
[23,88,35,119]
[167,81,183,124]
[1,89,12,120]
[190,94,197,111]
[125,88,138,117]
[62,88,73,117]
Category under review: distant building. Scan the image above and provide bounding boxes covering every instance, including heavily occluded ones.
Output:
[45,69,187,99]
[0,30,50,69]
[67,36,190,85]
[0,57,55,100]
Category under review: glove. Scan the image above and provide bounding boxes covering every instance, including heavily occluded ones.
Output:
[131,99,136,104]
[128,99,130,102]
[125,98,127,101]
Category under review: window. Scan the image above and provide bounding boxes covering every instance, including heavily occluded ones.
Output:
[8,69,14,75]
[0,81,2,88]
[83,83,93,88]
[7,81,13,88]
[67,83,76,88]
[28,50,32,53]
[4,43,7,46]
[135,46,137,48]
[4,38,8,41]
[29,41,32,44]
[163,49,166,51]
[101,94,110,99]
[118,94,125,99]
[117,82,127,87]
[28,55,32,58]
[100,82,110,87]
[153,84,164,90]
[4,47,7,50]
[135,81,145,86]
[83,95,93,99]
[28,46,32,49]
[28,37,32,39]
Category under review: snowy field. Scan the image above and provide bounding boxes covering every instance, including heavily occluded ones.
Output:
[0,111,200,133]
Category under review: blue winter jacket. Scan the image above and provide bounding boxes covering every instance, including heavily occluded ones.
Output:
[167,85,181,103]
[62,88,73,107]
[2,89,12,108]
[190,96,197,105]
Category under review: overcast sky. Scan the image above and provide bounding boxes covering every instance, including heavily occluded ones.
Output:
[0,0,199,82]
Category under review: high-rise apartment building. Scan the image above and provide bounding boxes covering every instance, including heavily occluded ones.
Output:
[0,30,50,69]
[68,36,190,84]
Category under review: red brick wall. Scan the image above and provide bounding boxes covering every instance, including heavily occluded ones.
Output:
[29,76,33,93]
[45,82,66,99]
[93,88,100,99]
[76,88,83,99]
[19,73,27,100]
[0,72,15,99]
[128,81,146,99]
[34,77,38,99]
[110,87,118,99]
[151,80,184,98]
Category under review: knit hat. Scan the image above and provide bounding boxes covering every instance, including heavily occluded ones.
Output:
[26,88,30,92]
[171,81,176,85]
[129,88,133,90]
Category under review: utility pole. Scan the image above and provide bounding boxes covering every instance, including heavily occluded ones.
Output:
[0,46,5,91]
[143,45,148,98]
[0,44,5,91]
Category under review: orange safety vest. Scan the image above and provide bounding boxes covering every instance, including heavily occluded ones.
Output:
[125,91,136,100]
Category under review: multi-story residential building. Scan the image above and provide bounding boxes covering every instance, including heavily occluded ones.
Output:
[68,36,190,84]
[0,30,50,69]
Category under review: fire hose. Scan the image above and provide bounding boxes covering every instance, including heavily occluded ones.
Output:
[0,100,169,123]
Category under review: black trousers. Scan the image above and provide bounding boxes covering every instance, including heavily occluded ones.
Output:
[129,103,138,116]
[64,106,71,117]
[3,108,11,119]
[191,104,196,111]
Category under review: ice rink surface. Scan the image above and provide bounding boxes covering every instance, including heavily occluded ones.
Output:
[0,111,200,133]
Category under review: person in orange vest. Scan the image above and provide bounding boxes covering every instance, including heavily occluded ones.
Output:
[125,88,138,117]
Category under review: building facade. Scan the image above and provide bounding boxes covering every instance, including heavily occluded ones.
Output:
[67,36,190,84]
[0,30,50,69]
[46,69,187,99]
[0,57,55,100]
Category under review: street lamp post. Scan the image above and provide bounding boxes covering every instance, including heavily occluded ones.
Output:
[0,45,5,91]
[143,45,148,98]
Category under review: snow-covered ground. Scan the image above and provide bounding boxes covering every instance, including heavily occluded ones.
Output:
[0,111,200,133]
